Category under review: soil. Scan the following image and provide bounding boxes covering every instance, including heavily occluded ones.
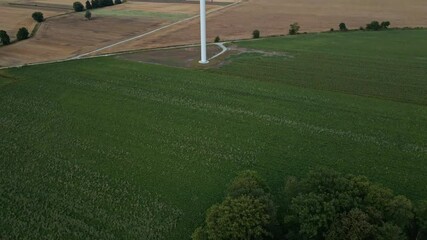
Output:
[101,0,427,53]
[117,44,222,68]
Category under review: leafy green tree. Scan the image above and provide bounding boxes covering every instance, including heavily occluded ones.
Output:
[366,21,381,31]
[227,170,270,198]
[381,21,391,29]
[289,22,300,35]
[85,10,92,20]
[73,1,85,12]
[0,30,11,45]
[32,12,44,23]
[326,209,376,240]
[339,22,347,31]
[85,0,92,9]
[193,170,277,240]
[16,27,29,41]
[206,196,273,240]
[252,30,260,39]
[191,226,209,240]
[91,0,99,8]
[100,0,113,7]
[214,36,220,42]
[283,168,414,240]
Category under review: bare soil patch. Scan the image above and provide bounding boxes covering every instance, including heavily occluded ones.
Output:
[101,0,427,54]
[117,44,221,68]
[0,6,60,39]
[0,13,169,67]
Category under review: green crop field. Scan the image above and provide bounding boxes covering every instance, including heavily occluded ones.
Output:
[1,29,426,239]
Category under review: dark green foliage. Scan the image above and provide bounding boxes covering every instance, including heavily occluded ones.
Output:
[91,0,99,8]
[227,170,270,198]
[366,21,381,31]
[73,1,85,12]
[381,21,391,29]
[206,196,272,240]
[252,29,260,39]
[193,171,276,240]
[114,0,122,4]
[366,20,391,31]
[191,226,208,240]
[32,12,44,23]
[85,10,92,20]
[85,0,92,9]
[99,0,113,7]
[214,36,220,42]
[16,27,29,40]
[330,28,334,32]
[289,22,300,35]
[283,168,415,240]
[339,22,347,31]
[0,30,11,45]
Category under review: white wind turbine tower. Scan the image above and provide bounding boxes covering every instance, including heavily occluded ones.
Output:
[199,0,208,64]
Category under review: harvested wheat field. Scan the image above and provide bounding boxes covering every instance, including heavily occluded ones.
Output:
[0,6,62,39]
[0,1,224,67]
[0,13,171,66]
[101,0,427,54]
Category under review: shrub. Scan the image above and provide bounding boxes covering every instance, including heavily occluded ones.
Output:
[381,21,391,29]
[214,36,220,42]
[330,28,334,32]
[252,29,260,39]
[85,10,92,20]
[85,0,92,9]
[100,0,113,7]
[114,0,122,4]
[283,168,415,240]
[73,1,85,12]
[206,196,273,240]
[193,170,276,240]
[289,22,300,35]
[91,0,99,8]
[16,27,29,41]
[0,30,11,45]
[339,22,347,31]
[32,12,44,23]
[359,26,364,30]
[366,21,381,31]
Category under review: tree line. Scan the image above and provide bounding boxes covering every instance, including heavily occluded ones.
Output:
[73,0,122,12]
[0,12,44,46]
[193,168,427,240]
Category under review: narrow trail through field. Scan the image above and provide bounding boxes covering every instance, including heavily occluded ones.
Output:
[72,0,242,59]
[209,42,228,60]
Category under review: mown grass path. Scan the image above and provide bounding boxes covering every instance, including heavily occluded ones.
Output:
[0,30,426,239]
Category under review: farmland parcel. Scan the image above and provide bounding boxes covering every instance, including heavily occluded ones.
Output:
[0,30,426,239]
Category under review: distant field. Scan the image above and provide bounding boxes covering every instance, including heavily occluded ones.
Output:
[93,9,191,21]
[1,30,426,239]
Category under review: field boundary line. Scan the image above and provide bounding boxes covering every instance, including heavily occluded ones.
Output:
[71,0,243,59]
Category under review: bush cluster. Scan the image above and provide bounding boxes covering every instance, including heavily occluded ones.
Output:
[289,22,300,35]
[366,20,391,31]
[193,168,427,240]
[74,0,121,12]
[16,27,29,41]
[0,30,11,45]
[192,171,276,240]
[32,12,44,23]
